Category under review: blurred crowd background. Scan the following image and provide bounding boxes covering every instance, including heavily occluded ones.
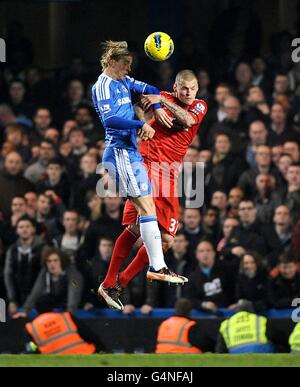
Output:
[0,0,300,318]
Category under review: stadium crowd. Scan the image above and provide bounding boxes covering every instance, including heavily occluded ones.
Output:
[0,26,300,319]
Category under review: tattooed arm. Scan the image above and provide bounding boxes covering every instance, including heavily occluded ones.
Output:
[141,94,196,128]
[160,95,196,127]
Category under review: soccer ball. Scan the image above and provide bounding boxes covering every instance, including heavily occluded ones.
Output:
[144,32,174,61]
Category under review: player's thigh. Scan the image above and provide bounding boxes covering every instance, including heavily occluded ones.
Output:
[131,195,156,216]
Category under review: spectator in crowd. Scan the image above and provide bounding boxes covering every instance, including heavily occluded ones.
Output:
[5,124,31,162]
[254,173,276,224]
[31,107,52,144]
[86,192,102,222]
[36,157,70,206]
[7,80,33,120]
[211,191,228,222]
[267,254,300,309]
[80,236,125,310]
[75,105,101,144]
[245,120,268,168]
[244,86,270,126]
[0,151,34,218]
[206,132,247,198]
[198,149,212,166]
[218,217,240,259]
[45,127,60,145]
[1,196,27,246]
[273,162,300,224]
[15,247,83,317]
[68,128,88,170]
[182,208,203,255]
[277,153,293,187]
[268,205,294,268]
[271,74,297,108]
[4,216,46,317]
[35,192,64,238]
[0,104,18,133]
[238,145,278,198]
[179,146,199,209]
[0,142,16,167]
[292,219,300,262]
[200,83,232,148]
[268,103,300,145]
[227,187,244,217]
[56,79,87,126]
[207,96,247,155]
[282,141,300,162]
[79,194,123,261]
[24,191,38,219]
[186,240,235,312]
[234,62,253,99]
[196,69,213,106]
[71,153,99,217]
[24,139,56,184]
[251,57,272,92]
[201,205,221,243]
[233,252,269,312]
[49,210,84,261]
[271,144,283,167]
[62,120,78,140]
[225,200,282,267]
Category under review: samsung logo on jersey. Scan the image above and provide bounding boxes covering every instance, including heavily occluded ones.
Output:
[117,97,131,106]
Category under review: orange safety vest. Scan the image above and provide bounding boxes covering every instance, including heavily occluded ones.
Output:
[156,316,202,354]
[25,312,96,355]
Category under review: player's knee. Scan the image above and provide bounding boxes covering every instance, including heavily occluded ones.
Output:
[127,224,140,237]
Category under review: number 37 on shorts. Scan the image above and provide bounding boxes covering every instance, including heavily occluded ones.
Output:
[169,218,178,234]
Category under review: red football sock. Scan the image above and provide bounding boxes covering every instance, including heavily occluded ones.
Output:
[102,227,138,288]
[119,246,149,288]
[120,245,168,287]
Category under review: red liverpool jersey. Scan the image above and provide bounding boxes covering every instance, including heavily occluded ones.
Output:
[139,91,207,164]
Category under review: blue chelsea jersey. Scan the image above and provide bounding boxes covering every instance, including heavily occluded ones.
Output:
[92,73,147,149]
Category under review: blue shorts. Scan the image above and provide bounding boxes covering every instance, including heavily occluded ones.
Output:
[102,147,152,198]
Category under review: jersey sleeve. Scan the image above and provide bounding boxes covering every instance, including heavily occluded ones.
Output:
[126,76,161,109]
[126,76,148,94]
[93,81,117,121]
[188,100,208,124]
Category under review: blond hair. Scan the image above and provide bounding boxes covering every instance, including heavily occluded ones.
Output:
[175,69,198,84]
[100,40,131,70]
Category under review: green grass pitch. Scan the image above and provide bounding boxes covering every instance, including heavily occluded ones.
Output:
[0,354,300,367]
